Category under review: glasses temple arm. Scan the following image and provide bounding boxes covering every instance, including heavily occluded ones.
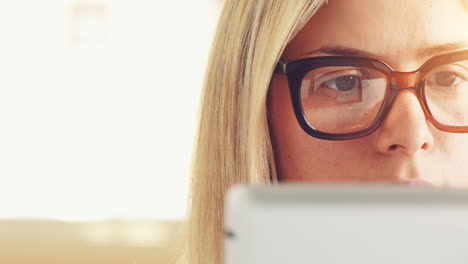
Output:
[274,61,287,74]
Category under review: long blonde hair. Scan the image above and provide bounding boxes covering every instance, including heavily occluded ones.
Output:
[184,1,327,263]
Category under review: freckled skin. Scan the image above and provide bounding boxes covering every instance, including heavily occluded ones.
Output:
[268,0,468,186]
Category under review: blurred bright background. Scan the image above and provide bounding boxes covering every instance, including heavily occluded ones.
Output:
[0,0,220,263]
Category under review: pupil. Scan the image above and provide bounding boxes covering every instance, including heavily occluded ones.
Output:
[336,76,358,91]
[435,72,456,86]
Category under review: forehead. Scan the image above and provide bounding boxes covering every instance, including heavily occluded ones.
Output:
[284,0,468,69]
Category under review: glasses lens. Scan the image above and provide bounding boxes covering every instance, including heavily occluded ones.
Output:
[300,66,388,134]
[424,60,468,127]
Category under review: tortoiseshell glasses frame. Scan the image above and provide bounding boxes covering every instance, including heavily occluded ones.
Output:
[274,50,468,140]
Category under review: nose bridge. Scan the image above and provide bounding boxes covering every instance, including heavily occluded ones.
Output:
[377,70,433,156]
[392,71,420,90]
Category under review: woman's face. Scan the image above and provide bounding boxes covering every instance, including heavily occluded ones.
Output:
[269,0,468,186]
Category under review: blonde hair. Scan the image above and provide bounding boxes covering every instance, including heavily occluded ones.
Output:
[183,1,327,263]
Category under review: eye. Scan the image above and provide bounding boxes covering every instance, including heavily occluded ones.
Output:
[320,75,361,92]
[433,71,460,87]
[426,65,468,89]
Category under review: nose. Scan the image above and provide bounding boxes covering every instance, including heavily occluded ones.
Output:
[374,89,434,155]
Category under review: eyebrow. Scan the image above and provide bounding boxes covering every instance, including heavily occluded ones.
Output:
[303,42,468,61]
[418,42,468,58]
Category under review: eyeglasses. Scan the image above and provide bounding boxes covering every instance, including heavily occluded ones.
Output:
[274,50,468,140]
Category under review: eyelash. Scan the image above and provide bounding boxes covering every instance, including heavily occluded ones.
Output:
[315,69,370,92]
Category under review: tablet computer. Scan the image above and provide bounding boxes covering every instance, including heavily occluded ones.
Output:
[224,184,468,264]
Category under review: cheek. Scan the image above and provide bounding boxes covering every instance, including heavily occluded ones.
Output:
[268,74,313,179]
[277,139,368,182]
[412,123,468,185]
[433,131,468,160]
[433,131,468,176]
[432,131,468,187]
